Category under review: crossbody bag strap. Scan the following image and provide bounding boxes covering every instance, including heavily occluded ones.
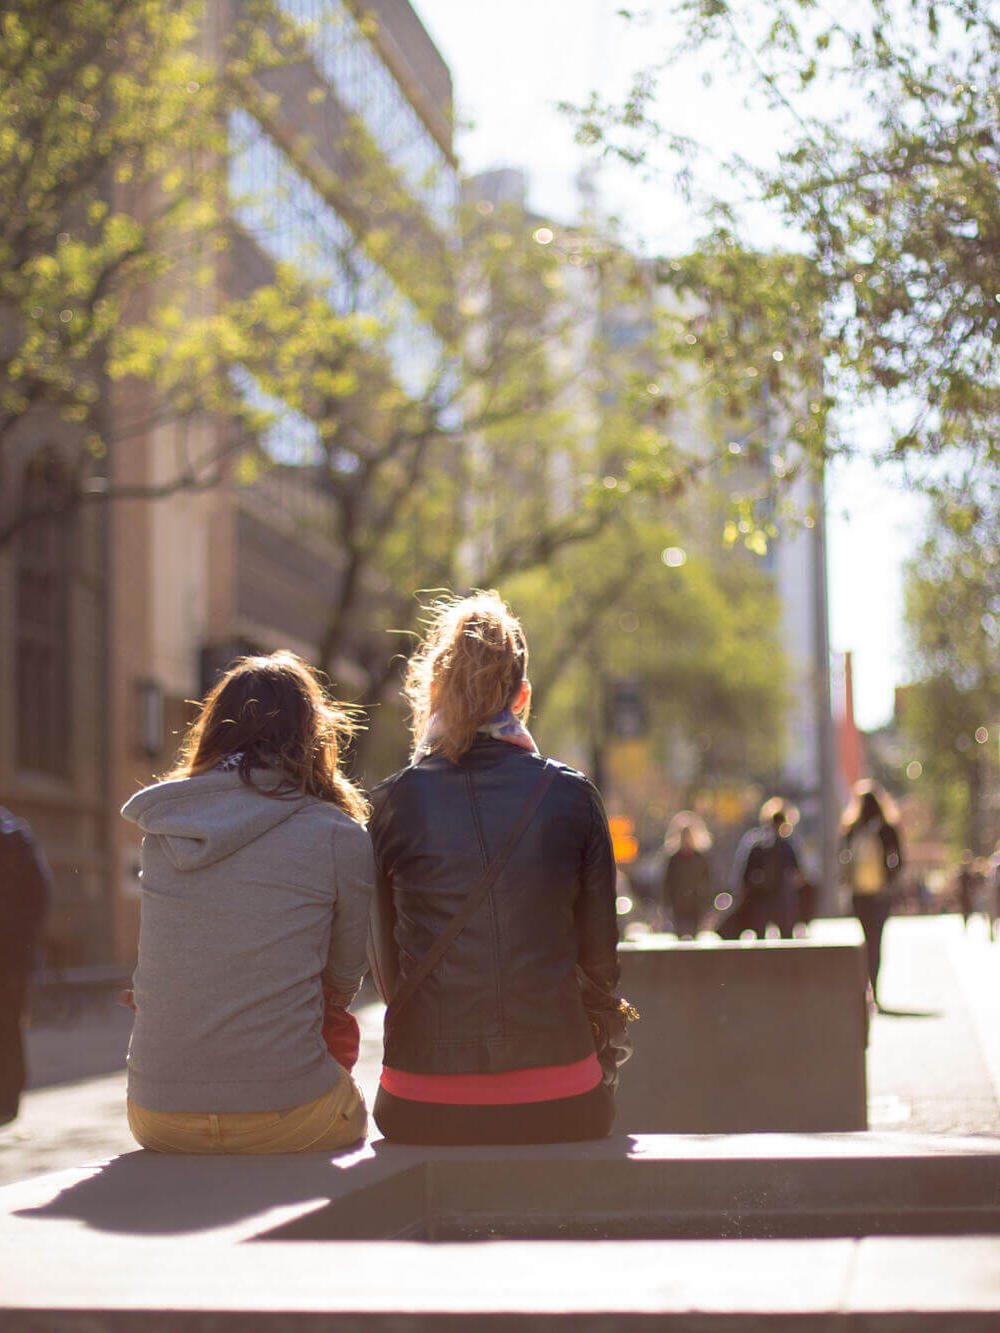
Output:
[389,761,557,1017]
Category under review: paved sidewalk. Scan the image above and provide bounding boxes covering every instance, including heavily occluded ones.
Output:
[867,914,1000,1137]
[2,914,999,1186]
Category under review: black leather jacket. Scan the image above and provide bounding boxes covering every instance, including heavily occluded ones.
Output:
[369,739,619,1076]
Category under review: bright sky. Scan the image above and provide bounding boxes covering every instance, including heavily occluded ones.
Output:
[416,0,923,729]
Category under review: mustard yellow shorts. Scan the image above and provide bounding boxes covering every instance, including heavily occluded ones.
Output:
[127,1074,366,1155]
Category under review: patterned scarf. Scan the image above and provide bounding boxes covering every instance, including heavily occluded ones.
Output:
[415,709,538,761]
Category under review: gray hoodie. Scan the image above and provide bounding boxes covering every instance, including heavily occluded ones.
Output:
[122,768,373,1113]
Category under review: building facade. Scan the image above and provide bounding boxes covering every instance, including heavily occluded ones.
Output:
[0,0,457,966]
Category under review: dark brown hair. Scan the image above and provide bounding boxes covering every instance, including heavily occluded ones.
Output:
[403,591,529,762]
[839,779,899,836]
[167,651,369,823]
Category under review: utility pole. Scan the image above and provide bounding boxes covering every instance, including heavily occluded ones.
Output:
[812,462,840,914]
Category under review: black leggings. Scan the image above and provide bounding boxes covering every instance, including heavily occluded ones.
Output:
[853,894,891,997]
[374,1082,615,1146]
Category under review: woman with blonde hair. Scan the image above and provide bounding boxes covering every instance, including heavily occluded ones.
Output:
[121,651,373,1154]
[369,591,623,1145]
[838,779,904,1007]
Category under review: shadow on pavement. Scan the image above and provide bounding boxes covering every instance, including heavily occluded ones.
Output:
[12,1135,641,1238]
[14,1142,394,1236]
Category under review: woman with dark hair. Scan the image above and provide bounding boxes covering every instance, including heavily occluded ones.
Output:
[369,591,624,1145]
[122,652,373,1154]
[839,780,904,1008]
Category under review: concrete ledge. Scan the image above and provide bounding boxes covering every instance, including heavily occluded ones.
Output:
[5,1236,1000,1330]
[2,1134,1000,1328]
[618,929,869,1133]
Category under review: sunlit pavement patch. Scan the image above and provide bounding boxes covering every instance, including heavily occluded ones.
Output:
[0,1127,34,1147]
[869,1095,911,1126]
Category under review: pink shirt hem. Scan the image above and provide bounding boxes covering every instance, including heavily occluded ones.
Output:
[380,1054,602,1105]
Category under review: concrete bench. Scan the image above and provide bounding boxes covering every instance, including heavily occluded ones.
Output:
[3,1133,1000,1329]
[616,924,869,1133]
[28,965,134,1026]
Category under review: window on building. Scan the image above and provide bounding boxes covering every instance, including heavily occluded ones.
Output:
[277,0,459,228]
[15,464,72,778]
[228,109,447,397]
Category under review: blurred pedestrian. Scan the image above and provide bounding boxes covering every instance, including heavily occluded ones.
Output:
[838,780,904,1008]
[956,850,980,929]
[0,808,50,1126]
[796,877,819,932]
[729,797,802,939]
[661,811,713,939]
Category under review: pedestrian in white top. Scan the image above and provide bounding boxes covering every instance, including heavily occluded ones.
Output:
[122,651,373,1155]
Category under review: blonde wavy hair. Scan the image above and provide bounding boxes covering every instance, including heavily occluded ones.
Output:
[404,591,529,762]
[167,651,369,823]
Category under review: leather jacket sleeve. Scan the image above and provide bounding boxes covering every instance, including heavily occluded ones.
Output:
[366,783,399,1004]
[575,783,620,993]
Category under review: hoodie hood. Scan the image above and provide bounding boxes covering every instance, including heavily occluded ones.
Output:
[121,770,309,871]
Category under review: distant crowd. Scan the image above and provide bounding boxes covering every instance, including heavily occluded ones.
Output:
[643,782,1000,1010]
[650,781,903,1007]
